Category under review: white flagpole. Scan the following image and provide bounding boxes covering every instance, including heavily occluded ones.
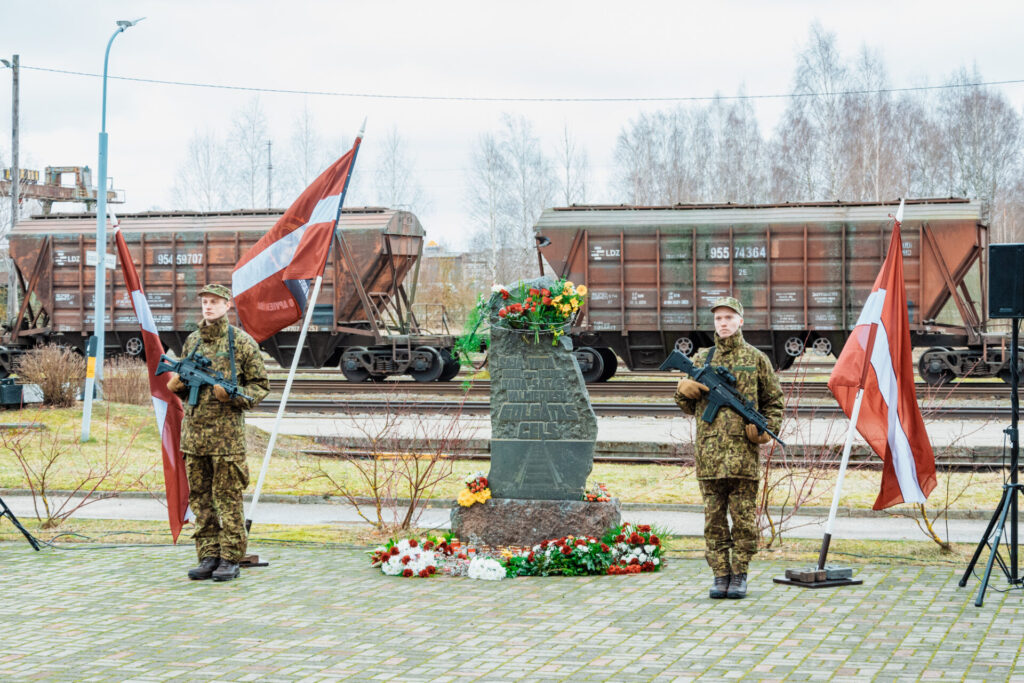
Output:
[816,199,903,570]
[818,387,865,569]
[246,274,324,530]
[245,121,365,531]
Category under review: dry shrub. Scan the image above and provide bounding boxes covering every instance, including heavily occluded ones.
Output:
[303,391,476,533]
[104,355,151,405]
[15,344,85,407]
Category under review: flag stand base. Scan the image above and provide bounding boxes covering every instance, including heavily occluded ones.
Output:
[773,575,863,589]
[239,554,268,568]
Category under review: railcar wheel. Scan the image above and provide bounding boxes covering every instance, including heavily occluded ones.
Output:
[674,337,694,356]
[340,347,372,382]
[123,336,145,357]
[783,336,805,357]
[577,346,605,383]
[597,347,618,382]
[810,337,832,357]
[410,346,444,383]
[918,347,955,386]
[438,349,461,382]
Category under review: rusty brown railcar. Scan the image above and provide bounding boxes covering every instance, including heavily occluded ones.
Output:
[536,198,1007,384]
[2,208,458,382]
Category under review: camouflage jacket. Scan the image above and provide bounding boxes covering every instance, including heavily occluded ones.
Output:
[172,316,269,455]
[674,330,784,480]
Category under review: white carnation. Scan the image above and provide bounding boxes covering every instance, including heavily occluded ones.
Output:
[467,557,505,581]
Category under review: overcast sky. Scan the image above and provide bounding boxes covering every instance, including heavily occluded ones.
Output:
[3,0,1024,250]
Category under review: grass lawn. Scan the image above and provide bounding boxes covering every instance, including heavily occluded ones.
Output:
[0,404,1006,515]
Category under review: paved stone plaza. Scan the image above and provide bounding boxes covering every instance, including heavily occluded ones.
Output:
[2,542,1022,681]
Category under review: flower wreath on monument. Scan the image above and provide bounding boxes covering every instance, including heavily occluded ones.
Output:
[457,471,492,507]
[485,278,588,347]
[368,522,665,580]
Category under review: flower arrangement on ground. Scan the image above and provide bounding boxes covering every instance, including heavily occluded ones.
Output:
[489,279,587,345]
[457,471,491,507]
[467,557,506,581]
[504,535,615,577]
[602,522,665,575]
[583,482,611,502]
[369,534,455,578]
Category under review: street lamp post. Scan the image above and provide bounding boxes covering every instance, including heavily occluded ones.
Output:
[81,17,145,442]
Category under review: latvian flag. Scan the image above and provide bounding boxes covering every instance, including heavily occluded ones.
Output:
[231,136,362,342]
[827,208,937,510]
[114,221,191,541]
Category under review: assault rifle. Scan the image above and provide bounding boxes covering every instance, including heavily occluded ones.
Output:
[659,349,785,447]
[155,351,252,406]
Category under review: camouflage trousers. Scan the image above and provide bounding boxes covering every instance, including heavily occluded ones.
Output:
[698,477,759,577]
[184,452,249,563]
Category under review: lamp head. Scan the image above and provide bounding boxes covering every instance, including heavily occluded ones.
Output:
[0,59,10,68]
[116,17,146,29]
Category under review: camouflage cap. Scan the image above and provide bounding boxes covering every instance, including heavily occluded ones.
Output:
[199,283,232,301]
[710,296,744,317]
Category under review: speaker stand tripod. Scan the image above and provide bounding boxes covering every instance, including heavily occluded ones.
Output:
[0,495,41,551]
[959,319,1022,606]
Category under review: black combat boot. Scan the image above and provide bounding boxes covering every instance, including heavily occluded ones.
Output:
[212,559,240,582]
[727,573,748,599]
[709,574,730,599]
[187,556,220,581]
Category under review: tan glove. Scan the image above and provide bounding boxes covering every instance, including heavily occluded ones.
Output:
[675,379,709,400]
[213,384,231,403]
[166,373,185,393]
[745,424,772,445]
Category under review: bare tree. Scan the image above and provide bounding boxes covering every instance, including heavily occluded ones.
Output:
[467,131,512,283]
[171,130,229,211]
[228,96,270,209]
[557,124,590,205]
[373,126,428,213]
[500,114,556,248]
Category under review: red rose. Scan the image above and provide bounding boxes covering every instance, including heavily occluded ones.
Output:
[575,539,587,547]
[629,557,640,565]
[418,569,430,578]
[541,288,550,296]
[501,289,510,299]
[498,308,508,318]
[629,533,642,544]
[428,565,437,574]
[615,534,625,543]
[600,543,610,552]
[529,288,540,296]
[409,539,418,548]
[389,547,399,556]
[401,555,411,565]
[539,541,548,550]
[638,524,651,533]
[561,545,572,555]
[423,541,434,550]
[402,568,413,577]
[629,565,641,574]
[543,297,552,305]
[480,477,488,486]
[642,562,655,572]
[650,535,660,546]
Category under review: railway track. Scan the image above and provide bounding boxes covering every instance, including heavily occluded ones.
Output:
[268,377,1011,401]
[256,398,1010,419]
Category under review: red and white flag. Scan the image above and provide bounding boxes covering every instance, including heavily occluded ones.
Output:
[114,224,190,542]
[828,208,937,510]
[231,137,362,342]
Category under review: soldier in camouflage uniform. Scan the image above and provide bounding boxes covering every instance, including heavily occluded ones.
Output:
[166,284,269,582]
[674,296,784,599]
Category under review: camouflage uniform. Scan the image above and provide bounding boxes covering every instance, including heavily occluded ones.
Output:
[675,321,784,577]
[172,313,269,563]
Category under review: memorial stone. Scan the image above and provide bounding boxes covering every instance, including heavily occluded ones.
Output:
[451,276,619,546]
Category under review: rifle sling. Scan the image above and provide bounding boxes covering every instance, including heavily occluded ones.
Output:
[228,325,237,385]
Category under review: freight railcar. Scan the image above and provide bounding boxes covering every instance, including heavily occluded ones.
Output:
[1,208,458,382]
[535,198,1010,384]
